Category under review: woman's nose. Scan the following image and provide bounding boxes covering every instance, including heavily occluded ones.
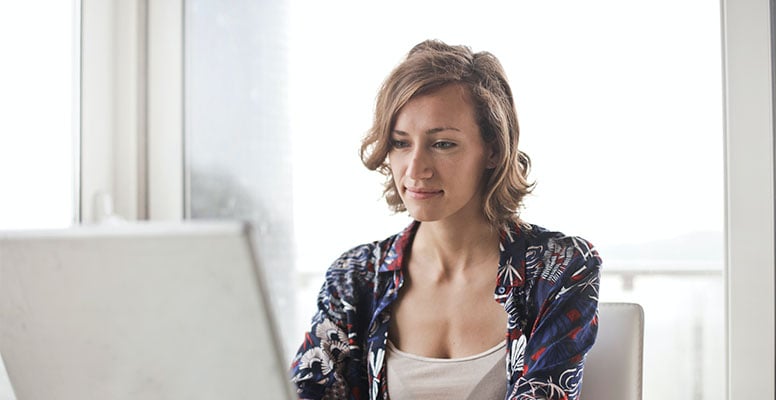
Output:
[406,148,433,180]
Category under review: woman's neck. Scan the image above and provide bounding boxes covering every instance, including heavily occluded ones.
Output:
[412,217,500,276]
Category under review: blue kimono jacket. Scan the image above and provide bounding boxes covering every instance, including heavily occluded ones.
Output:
[291,221,601,399]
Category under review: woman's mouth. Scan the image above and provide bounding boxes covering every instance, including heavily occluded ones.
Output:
[405,187,443,200]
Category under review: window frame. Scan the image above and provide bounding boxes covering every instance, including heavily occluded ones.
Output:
[80,0,183,223]
[721,0,775,396]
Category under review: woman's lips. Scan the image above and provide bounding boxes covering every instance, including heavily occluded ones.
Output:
[405,187,443,200]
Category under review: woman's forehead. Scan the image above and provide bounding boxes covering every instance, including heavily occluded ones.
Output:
[393,85,476,126]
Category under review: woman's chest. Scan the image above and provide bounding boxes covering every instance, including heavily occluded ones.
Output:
[387,278,508,359]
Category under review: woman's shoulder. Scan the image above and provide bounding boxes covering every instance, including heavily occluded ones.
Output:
[328,241,379,272]
[318,227,410,310]
[514,221,602,273]
[514,222,602,304]
[325,224,411,279]
[518,222,598,255]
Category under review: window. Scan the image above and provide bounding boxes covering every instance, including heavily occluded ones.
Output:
[184,1,726,398]
[0,2,79,230]
[0,2,79,399]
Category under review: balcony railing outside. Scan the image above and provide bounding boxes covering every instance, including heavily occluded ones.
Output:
[601,268,725,400]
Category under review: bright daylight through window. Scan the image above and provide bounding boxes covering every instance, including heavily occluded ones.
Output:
[183,1,725,399]
[0,2,78,399]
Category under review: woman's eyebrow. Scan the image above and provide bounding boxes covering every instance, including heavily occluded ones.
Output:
[391,127,461,136]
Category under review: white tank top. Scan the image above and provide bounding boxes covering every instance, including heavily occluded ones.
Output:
[385,340,507,400]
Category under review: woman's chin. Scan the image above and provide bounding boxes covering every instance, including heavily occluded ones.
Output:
[407,209,440,223]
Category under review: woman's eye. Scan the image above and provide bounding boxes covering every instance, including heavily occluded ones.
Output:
[391,139,409,149]
[432,141,456,149]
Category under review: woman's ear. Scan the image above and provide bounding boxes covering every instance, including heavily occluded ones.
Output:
[486,145,499,169]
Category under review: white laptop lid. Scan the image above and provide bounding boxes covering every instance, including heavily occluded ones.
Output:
[0,221,294,400]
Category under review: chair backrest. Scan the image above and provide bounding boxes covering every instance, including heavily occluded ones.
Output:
[581,302,644,400]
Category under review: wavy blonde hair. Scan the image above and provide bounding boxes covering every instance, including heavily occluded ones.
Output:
[360,40,533,227]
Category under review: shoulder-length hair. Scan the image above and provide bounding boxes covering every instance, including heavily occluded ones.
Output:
[360,39,533,227]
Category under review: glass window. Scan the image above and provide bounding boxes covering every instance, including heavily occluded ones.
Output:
[0,2,79,230]
[185,0,298,348]
[185,1,724,398]
[0,2,79,399]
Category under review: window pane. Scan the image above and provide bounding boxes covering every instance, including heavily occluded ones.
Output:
[0,2,79,399]
[0,2,78,230]
[185,1,724,398]
[184,0,296,349]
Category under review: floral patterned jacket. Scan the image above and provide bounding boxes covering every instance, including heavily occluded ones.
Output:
[290,221,601,400]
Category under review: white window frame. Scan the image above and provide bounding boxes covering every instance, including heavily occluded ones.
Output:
[80,0,144,223]
[79,0,775,396]
[722,0,775,396]
[80,0,182,223]
[146,0,184,220]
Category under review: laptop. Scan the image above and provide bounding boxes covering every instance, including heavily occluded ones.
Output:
[0,221,294,400]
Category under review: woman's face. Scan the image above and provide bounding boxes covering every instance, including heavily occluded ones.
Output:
[388,84,495,224]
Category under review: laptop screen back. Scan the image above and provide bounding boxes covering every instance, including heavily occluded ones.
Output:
[0,221,293,400]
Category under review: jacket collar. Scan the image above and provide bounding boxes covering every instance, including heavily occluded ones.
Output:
[495,221,527,302]
[377,220,418,273]
[377,220,528,299]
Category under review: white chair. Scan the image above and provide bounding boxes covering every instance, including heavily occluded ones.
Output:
[581,302,644,400]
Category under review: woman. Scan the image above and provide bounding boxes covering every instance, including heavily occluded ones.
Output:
[291,40,601,400]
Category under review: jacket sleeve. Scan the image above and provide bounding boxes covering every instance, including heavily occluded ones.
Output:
[290,245,373,400]
[511,236,601,400]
